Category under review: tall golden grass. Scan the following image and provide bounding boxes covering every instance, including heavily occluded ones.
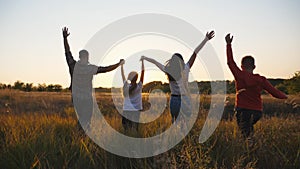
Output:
[0,90,299,169]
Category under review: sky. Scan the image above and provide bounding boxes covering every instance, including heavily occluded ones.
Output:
[0,0,299,88]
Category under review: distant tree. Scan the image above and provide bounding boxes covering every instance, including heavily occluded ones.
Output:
[286,71,300,94]
[32,86,38,91]
[274,71,300,94]
[226,80,236,94]
[143,81,164,93]
[268,78,285,87]
[37,83,47,92]
[13,81,24,90]
[53,84,62,92]
[62,87,70,92]
[23,83,33,92]
[0,83,6,89]
[95,87,113,93]
[198,81,211,94]
[274,83,288,94]
[46,84,55,92]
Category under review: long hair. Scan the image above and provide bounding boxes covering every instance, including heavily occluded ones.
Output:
[123,71,138,97]
[165,53,185,81]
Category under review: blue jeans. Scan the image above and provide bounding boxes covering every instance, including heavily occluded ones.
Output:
[170,96,181,122]
[170,95,191,123]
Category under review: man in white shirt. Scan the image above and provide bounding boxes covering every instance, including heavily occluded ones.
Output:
[62,27,124,131]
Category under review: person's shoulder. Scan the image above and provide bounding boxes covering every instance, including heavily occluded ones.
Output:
[253,73,266,80]
[123,80,129,86]
[88,63,97,66]
[252,73,267,84]
[88,64,98,69]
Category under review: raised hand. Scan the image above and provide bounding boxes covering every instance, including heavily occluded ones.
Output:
[140,56,146,61]
[225,33,233,44]
[119,59,125,65]
[206,31,215,40]
[62,27,70,38]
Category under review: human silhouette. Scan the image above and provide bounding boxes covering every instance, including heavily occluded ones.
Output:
[120,59,144,132]
[225,33,287,144]
[62,27,124,131]
[142,30,215,123]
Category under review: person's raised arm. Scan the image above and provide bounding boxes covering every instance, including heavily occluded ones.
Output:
[62,27,70,52]
[120,61,126,82]
[225,33,242,78]
[62,27,76,66]
[140,58,145,83]
[141,56,165,72]
[188,30,215,68]
[97,59,124,74]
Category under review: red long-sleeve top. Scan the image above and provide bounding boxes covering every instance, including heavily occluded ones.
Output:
[227,44,287,111]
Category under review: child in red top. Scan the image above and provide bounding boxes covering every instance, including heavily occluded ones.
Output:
[225,34,287,141]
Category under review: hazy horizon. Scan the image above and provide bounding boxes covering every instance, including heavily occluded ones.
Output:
[0,77,290,89]
[1,0,299,88]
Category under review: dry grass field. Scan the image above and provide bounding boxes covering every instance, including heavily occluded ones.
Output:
[0,90,299,169]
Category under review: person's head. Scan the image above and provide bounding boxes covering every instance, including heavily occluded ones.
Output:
[127,71,138,84]
[79,49,89,63]
[165,53,185,81]
[241,55,255,72]
[123,71,139,97]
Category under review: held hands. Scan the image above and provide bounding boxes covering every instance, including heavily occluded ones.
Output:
[206,31,215,40]
[225,33,233,44]
[119,59,125,65]
[62,27,70,38]
[140,55,146,61]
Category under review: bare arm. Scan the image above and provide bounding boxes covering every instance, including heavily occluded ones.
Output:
[62,27,75,66]
[97,59,124,74]
[120,61,126,82]
[62,27,70,52]
[188,31,215,68]
[140,59,145,83]
[141,56,165,72]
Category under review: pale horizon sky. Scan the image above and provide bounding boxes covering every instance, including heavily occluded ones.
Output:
[0,0,299,88]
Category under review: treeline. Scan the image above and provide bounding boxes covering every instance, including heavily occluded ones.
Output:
[140,71,300,94]
[95,72,299,95]
[1,71,299,94]
[0,81,65,92]
[275,72,300,94]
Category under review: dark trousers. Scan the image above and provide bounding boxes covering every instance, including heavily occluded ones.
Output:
[170,95,192,123]
[122,110,140,131]
[235,108,262,138]
[170,96,181,123]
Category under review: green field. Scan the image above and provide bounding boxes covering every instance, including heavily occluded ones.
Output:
[0,90,299,169]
